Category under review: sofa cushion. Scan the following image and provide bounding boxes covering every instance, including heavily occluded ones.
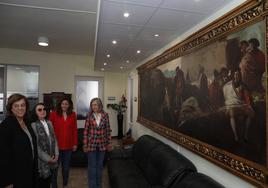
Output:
[70,150,87,167]
[132,135,162,170]
[108,159,150,188]
[70,128,87,167]
[175,172,225,188]
[77,128,84,150]
[143,144,197,187]
[108,148,132,160]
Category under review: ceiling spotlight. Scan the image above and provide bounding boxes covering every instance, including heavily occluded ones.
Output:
[104,63,107,66]
[38,36,49,47]
[126,60,130,63]
[123,12,130,18]
[120,66,123,69]
[154,34,159,37]
[101,68,105,71]
[107,54,110,58]
[137,50,141,54]
[112,40,117,44]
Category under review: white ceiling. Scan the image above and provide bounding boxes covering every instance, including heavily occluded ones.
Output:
[0,0,234,72]
[0,0,98,55]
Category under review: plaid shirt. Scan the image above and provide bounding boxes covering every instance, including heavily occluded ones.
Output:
[83,111,111,151]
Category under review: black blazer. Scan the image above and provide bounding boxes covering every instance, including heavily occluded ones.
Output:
[0,115,38,188]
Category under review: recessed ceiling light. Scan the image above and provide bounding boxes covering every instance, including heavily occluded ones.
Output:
[104,63,107,66]
[120,66,123,69]
[137,50,141,54]
[101,68,105,71]
[107,54,110,58]
[38,36,49,47]
[123,12,130,18]
[126,60,130,63]
[194,0,200,2]
[154,34,159,37]
[112,40,117,44]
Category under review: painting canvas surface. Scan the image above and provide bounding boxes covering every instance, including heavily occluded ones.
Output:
[140,20,266,165]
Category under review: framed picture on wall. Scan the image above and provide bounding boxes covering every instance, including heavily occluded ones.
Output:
[43,92,72,112]
[137,1,268,187]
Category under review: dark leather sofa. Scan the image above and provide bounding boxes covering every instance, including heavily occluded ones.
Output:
[108,135,224,188]
[70,128,87,167]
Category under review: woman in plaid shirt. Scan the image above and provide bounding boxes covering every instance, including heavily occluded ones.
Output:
[83,98,112,188]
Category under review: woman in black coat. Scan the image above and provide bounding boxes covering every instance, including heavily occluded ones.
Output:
[0,94,38,188]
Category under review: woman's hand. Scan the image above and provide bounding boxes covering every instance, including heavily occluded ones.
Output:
[5,184,13,188]
[53,155,59,162]
[83,147,89,153]
[106,143,113,151]
[48,155,58,163]
[72,145,77,152]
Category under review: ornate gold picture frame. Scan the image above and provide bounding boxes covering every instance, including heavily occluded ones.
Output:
[137,1,268,187]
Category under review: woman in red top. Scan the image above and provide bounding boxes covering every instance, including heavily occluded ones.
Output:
[83,98,111,188]
[49,98,78,188]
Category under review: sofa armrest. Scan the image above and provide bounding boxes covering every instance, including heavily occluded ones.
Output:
[108,148,133,160]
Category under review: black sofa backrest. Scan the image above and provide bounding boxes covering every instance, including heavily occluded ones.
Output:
[174,172,225,188]
[132,135,162,169]
[132,135,197,187]
[70,128,88,167]
[77,128,84,150]
[145,145,197,187]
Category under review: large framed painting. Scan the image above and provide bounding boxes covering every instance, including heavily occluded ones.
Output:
[137,1,268,187]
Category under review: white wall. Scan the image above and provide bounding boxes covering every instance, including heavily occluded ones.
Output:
[127,0,257,187]
[0,48,128,136]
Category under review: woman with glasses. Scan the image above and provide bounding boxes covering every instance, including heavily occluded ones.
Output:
[31,103,59,188]
[50,98,78,188]
[0,94,38,188]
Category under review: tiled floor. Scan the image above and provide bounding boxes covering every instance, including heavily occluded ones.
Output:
[56,138,122,188]
[57,166,110,188]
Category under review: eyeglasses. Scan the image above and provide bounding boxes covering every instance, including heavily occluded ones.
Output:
[37,108,46,112]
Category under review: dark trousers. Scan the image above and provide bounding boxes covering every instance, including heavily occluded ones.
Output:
[38,176,51,188]
[51,150,72,188]
[87,149,105,188]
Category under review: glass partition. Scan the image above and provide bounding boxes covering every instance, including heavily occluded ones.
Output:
[0,64,39,122]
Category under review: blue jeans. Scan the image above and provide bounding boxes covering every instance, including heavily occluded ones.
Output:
[87,149,105,188]
[51,150,72,188]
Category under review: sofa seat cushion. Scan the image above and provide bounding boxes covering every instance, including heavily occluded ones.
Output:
[108,159,150,188]
[108,148,132,160]
[70,128,87,167]
[70,150,87,167]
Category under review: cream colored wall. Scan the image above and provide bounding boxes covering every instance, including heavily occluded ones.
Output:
[0,48,128,136]
[127,0,257,187]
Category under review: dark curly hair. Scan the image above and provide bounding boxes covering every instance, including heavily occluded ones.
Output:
[6,93,29,117]
[56,97,73,116]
